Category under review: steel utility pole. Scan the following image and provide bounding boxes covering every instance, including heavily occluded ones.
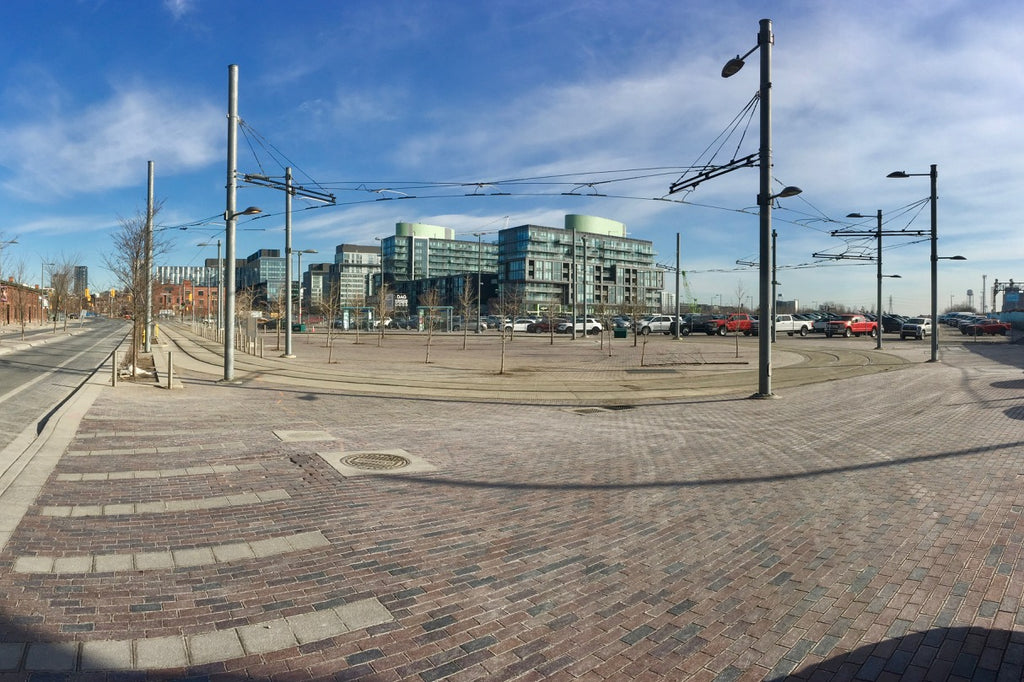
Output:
[224,64,240,382]
[283,167,294,358]
[144,160,154,353]
[828,217,925,349]
[239,170,335,358]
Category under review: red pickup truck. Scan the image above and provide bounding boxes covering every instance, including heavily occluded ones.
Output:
[961,319,1012,336]
[826,314,878,338]
[708,313,756,336]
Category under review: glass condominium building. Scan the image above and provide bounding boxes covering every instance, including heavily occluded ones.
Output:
[499,215,662,314]
[381,223,496,284]
[375,215,660,314]
[330,244,381,306]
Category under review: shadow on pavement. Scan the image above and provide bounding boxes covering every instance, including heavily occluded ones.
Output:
[963,341,1024,369]
[377,437,1024,492]
[770,626,1024,680]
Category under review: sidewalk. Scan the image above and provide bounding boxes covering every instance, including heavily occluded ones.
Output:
[0,324,1021,679]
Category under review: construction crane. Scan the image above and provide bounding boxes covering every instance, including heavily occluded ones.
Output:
[656,262,700,313]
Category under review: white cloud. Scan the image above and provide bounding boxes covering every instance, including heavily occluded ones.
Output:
[0,87,221,201]
[163,0,194,21]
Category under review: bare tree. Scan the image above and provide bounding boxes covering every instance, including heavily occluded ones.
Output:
[592,299,614,355]
[235,288,257,352]
[456,277,476,350]
[734,280,748,313]
[320,279,343,363]
[622,285,648,348]
[103,202,168,370]
[47,255,81,332]
[544,294,562,345]
[268,286,288,351]
[419,288,440,363]
[6,261,32,339]
[349,292,366,345]
[501,283,525,341]
[374,282,391,348]
[493,284,525,375]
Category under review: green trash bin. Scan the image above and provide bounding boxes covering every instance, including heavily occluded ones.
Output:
[613,328,628,339]
[292,323,307,332]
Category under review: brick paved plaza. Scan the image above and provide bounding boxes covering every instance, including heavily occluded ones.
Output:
[0,324,1022,680]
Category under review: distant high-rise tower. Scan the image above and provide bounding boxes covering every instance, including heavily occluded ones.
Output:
[74,266,88,295]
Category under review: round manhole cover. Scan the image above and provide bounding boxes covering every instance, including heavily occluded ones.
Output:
[340,453,411,471]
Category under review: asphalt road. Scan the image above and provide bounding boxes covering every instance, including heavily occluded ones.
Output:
[0,318,128,453]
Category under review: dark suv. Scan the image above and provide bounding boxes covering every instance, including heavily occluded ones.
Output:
[670,313,715,336]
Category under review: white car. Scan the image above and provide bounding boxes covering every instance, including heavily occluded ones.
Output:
[557,317,603,335]
[637,315,676,335]
[503,318,537,333]
[900,317,932,340]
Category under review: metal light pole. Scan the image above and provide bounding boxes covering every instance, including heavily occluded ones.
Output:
[674,232,681,340]
[144,161,154,353]
[874,210,884,350]
[570,225,577,340]
[887,165,965,362]
[888,165,939,361]
[847,210,885,350]
[723,18,775,397]
[581,237,587,332]
[223,65,262,381]
[224,64,239,381]
[771,229,778,343]
[473,232,483,333]
[928,166,938,362]
[283,167,295,358]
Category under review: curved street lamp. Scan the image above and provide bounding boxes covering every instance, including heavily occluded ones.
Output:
[847,210,891,350]
[722,19,792,398]
[887,166,966,361]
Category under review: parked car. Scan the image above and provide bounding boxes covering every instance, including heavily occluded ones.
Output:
[637,314,677,335]
[881,315,907,334]
[557,317,603,335]
[811,312,842,333]
[451,316,487,331]
[944,312,975,327]
[826,314,878,338]
[668,313,712,336]
[527,318,567,333]
[708,313,756,336]
[503,318,536,333]
[752,314,811,337]
[900,317,932,340]
[961,319,1011,336]
[956,315,987,331]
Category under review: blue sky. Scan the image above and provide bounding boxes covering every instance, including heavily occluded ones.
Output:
[1,0,1021,315]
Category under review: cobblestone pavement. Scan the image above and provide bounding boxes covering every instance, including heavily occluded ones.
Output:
[0,323,1022,680]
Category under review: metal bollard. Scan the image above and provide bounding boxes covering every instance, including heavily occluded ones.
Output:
[166,351,173,390]
[112,350,118,386]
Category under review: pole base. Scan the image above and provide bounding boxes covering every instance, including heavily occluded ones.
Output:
[749,391,780,400]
